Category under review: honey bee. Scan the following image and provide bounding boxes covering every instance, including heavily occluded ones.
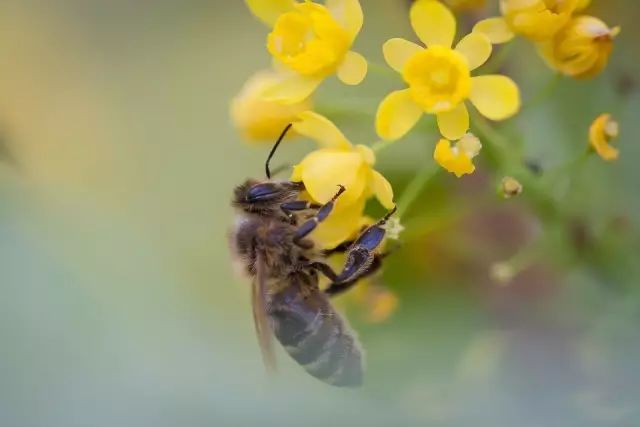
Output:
[230,124,396,387]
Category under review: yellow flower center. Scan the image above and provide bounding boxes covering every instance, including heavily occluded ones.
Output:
[542,0,565,13]
[402,47,471,113]
[267,3,350,77]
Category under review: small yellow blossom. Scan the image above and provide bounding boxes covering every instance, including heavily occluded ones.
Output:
[474,0,579,44]
[230,70,312,141]
[376,0,520,142]
[443,0,486,12]
[290,111,394,247]
[433,133,482,177]
[538,16,620,79]
[246,0,367,104]
[589,113,619,161]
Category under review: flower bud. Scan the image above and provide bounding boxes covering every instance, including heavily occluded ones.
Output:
[589,114,620,161]
[538,16,620,79]
[500,176,523,198]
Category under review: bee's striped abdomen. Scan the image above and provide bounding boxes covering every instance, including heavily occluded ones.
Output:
[268,280,363,387]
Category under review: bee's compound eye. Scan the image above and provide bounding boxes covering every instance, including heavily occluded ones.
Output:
[247,183,279,202]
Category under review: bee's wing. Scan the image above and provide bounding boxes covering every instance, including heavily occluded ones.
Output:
[252,254,277,372]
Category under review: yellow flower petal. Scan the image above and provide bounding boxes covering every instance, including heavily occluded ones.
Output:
[292,111,351,149]
[262,73,323,104]
[245,0,296,26]
[469,75,520,120]
[337,51,368,85]
[410,0,456,48]
[436,103,469,140]
[455,32,492,70]
[369,170,394,209]
[473,17,515,44]
[433,139,475,177]
[354,144,375,166]
[311,197,366,249]
[576,0,591,11]
[383,38,423,73]
[326,0,363,41]
[375,89,423,141]
[291,164,303,181]
[298,149,367,204]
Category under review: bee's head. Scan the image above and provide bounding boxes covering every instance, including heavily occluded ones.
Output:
[233,179,303,215]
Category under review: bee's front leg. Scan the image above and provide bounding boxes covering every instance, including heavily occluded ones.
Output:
[305,261,340,282]
[324,254,386,297]
[293,185,346,244]
[323,206,397,296]
[280,200,321,224]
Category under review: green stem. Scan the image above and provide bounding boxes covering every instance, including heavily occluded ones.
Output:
[471,112,558,221]
[367,61,396,78]
[371,139,397,153]
[522,73,562,111]
[396,164,439,220]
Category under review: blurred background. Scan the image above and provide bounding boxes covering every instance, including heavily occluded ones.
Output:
[0,1,639,426]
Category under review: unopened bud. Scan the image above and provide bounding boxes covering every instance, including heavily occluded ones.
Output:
[490,262,515,284]
[500,176,523,199]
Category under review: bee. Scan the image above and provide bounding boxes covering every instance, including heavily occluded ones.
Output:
[230,124,396,387]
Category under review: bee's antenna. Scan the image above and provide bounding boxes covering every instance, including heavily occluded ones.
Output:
[265,123,293,179]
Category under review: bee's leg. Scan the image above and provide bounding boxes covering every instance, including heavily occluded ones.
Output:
[280,200,321,222]
[325,254,387,297]
[293,185,346,244]
[324,206,397,294]
[306,261,340,282]
[321,240,354,256]
[319,224,371,256]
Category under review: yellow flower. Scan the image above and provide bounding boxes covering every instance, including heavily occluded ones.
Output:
[474,0,579,44]
[538,16,620,79]
[290,111,394,248]
[376,0,520,141]
[443,0,486,12]
[433,133,482,177]
[589,113,619,161]
[230,70,312,141]
[246,0,367,104]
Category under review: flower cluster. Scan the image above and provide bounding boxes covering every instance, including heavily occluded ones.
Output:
[376,0,520,178]
[230,0,621,250]
[475,0,620,79]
